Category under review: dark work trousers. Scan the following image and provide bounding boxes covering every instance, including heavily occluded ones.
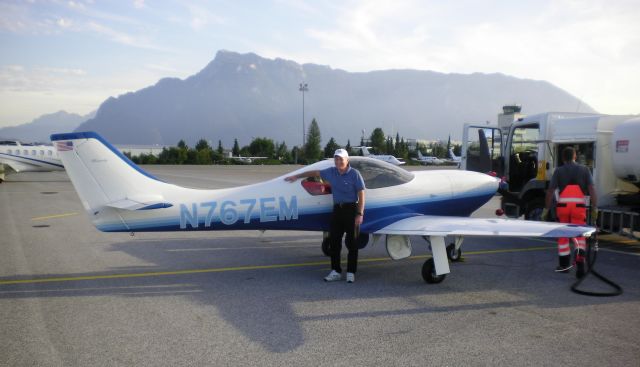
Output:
[329,203,358,274]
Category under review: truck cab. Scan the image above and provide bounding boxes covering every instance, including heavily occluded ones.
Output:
[462,108,639,236]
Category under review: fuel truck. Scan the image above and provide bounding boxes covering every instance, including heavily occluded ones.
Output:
[461,106,640,238]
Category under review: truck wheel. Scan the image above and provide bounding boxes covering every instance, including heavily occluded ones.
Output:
[525,198,546,221]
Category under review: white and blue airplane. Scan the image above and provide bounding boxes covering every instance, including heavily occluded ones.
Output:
[0,140,64,182]
[448,148,461,164]
[352,146,405,166]
[51,131,595,284]
[412,151,444,165]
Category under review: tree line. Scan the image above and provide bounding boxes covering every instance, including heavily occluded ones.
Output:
[126,118,461,165]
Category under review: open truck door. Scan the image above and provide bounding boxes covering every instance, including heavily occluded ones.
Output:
[462,124,503,175]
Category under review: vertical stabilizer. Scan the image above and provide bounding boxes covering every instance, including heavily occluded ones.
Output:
[50,132,171,214]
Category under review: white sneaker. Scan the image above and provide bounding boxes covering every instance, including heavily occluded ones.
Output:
[346,272,355,283]
[324,270,342,282]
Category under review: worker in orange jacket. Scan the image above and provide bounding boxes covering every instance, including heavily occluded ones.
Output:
[542,146,597,277]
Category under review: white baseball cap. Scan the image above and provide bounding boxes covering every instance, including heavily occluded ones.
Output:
[334,148,349,158]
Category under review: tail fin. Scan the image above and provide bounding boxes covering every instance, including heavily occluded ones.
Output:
[50,132,172,214]
[448,148,457,159]
[417,151,424,159]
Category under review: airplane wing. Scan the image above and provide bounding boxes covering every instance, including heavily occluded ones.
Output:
[373,215,595,279]
[374,215,595,238]
[0,159,30,173]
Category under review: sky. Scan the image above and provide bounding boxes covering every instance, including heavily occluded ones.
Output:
[0,0,638,127]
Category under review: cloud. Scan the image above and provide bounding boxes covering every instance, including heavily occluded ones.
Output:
[0,65,88,93]
[56,17,73,29]
[85,21,172,52]
[186,4,226,30]
[0,63,172,125]
[297,0,640,113]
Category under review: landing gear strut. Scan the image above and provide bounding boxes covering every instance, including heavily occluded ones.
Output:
[447,236,464,262]
[447,244,462,261]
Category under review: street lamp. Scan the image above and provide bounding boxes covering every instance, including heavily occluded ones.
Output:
[299,82,308,146]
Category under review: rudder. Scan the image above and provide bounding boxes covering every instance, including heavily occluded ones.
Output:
[50,132,171,215]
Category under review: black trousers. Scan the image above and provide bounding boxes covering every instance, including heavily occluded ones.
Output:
[329,203,358,274]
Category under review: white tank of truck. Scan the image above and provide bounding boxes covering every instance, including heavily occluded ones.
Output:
[612,117,640,186]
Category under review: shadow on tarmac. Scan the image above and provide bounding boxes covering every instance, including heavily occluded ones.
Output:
[1,235,639,353]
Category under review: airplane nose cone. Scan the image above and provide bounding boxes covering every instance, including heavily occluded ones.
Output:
[448,170,499,196]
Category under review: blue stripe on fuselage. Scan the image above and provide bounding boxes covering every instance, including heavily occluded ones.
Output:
[95,191,495,233]
[0,152,64,169]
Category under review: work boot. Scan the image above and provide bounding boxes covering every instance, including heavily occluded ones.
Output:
[575,250,586,279]
[555,255,572,273]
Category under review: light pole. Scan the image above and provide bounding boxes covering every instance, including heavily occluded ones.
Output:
[299,82,308,146]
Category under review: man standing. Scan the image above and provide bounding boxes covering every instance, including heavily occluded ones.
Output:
[543,146,597,277]
[285,149,366,283]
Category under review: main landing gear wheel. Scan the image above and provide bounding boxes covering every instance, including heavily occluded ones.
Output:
[321,237,331,257]
[422,258,446,284]
[446,244,462,262]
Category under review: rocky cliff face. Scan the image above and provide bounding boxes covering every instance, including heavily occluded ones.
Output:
[0,110,93,142]
[76,50,595,146]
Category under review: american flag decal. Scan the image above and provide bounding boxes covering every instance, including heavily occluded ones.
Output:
[55,141,73,151]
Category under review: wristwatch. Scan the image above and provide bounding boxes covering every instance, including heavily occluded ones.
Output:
[356,212,363,216]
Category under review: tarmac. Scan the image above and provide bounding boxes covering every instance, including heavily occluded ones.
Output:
[1,165,639,367]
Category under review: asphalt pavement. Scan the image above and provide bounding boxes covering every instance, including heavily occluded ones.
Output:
[1,165,639,367]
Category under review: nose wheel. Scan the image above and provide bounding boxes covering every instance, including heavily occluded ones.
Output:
[447,243,462,262]
[422,258,446,284]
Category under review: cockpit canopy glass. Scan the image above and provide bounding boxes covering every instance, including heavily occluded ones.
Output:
[348,157,414,189]
[301,157,414,196]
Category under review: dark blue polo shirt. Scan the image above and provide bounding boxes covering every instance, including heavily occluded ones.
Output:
[320,165,366,204]
[549,162,594,194]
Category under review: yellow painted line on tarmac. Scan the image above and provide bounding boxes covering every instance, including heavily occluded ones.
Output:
[599,236,638,244]
[31,212,78,221]
[168,244,319,251]
[0,245,554,286]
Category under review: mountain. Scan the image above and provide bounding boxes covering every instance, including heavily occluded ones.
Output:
[76,50,596,146]
[0,110,95,142]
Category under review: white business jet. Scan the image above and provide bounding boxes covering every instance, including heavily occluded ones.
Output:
[229,156,267,164]
[50,132,594,284]
[353,146,405,166]
[0,140,64,182]
[448,148,461,163]
[412,151,444,165]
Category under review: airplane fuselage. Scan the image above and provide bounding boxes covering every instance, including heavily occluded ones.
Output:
[0,140,64,174]
[89,159,497,234]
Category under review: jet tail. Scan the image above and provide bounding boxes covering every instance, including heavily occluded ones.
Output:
[448,148,457,160]
[50,132,173,215]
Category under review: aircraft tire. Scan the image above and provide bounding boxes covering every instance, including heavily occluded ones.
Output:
[446,244,462,262]
[422,258,446,284]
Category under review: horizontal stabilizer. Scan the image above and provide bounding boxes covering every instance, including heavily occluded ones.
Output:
[105,195,173,211]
